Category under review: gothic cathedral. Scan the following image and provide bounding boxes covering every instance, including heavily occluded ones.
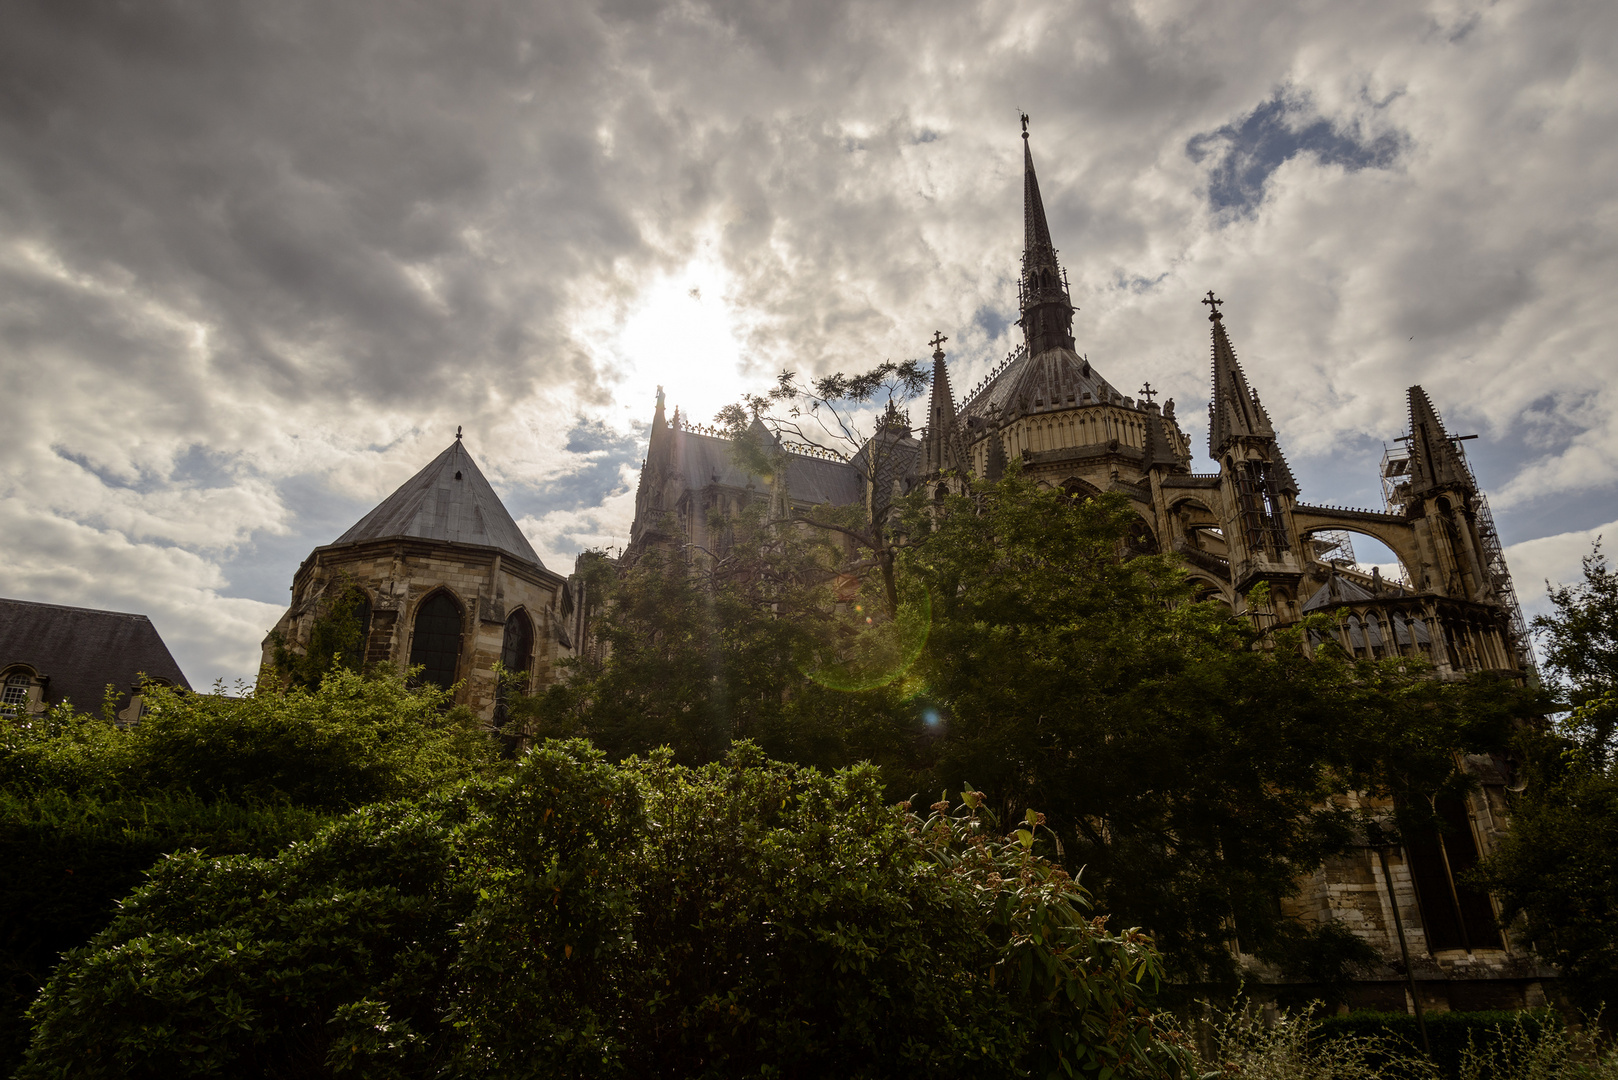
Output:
[627,123,1549,1010]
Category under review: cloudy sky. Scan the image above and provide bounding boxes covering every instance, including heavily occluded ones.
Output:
[1,0,1613,688]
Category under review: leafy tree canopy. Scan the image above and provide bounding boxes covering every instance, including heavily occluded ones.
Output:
[18,741,1185,1080]
[1479,543,1618,1009]
[899,470,1536,982]
[515,502,934,791]
[0,667,501,1071]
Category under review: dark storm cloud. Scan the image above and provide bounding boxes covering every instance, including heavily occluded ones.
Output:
[0,1,641,411]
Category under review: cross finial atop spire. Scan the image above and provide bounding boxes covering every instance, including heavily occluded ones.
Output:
[1139,381,1157,404]
[456,424,463,441]
[1202,290,1223,321]
[929,330,948,358]
[1020,112,1029,139]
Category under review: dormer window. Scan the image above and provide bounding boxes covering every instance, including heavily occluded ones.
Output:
[2,671,34,718]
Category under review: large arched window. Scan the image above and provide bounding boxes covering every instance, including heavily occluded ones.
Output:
[494,611,534,729]
[409,592,464,690]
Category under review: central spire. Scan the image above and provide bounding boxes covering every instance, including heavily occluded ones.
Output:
[1018,117,1075,357]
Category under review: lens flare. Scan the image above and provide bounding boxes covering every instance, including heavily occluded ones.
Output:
[799,589,932,693]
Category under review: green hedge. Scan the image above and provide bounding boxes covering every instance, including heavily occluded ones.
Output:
[1314,1009,1562,1079]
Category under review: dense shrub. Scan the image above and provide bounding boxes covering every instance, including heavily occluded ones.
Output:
[0,667,498,808]
[0,668,501,1073]
[17,741,1186,1079]
[1311,1010,1562,1080]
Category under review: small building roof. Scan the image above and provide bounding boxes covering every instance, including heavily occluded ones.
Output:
[331,440,545,569]
[0,598,190,711]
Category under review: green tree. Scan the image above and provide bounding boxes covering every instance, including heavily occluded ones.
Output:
[0,668,501,1071]
[900,469,1530,983]
[1478,543,1618,1009]
[18,741,1186,1079]
[518,503,931,787]
[717,358,930,619]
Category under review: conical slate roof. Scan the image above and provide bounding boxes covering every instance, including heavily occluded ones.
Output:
[960,345,1120,425]
[332,440,545,568]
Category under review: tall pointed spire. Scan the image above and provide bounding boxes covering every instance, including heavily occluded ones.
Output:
[923,331,967,475]
[1205,292,1276,457]
[1018,116,1076,358]
[1406,385,1471,495]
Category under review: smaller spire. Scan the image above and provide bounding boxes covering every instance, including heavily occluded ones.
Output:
[1406,385,1472,495]
[1206,294,1276,457]
[922,331,967,476]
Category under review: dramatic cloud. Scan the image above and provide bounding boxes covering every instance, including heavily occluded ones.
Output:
[0,0,1612,683]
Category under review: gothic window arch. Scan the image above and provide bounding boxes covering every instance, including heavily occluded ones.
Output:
[1061,477,1099,501]
[494,610,535,728]
[409,590,464,690]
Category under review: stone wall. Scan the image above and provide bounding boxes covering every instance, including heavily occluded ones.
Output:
[262,537,574,724]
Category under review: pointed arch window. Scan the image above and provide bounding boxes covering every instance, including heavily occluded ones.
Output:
[409,592,464,690]
[494,610,534,728]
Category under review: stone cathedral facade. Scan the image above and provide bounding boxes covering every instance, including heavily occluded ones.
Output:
[628,126,1552,1010]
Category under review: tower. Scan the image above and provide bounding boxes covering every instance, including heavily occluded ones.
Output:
[1403,386,1492,602]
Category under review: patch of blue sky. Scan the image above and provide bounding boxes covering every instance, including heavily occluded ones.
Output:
[1187,93,1405,215]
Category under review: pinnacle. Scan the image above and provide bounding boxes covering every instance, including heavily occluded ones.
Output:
[1406,385,1470,495]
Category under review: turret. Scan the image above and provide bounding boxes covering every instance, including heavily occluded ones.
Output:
[921,332,968,479]
[1402,386,1492,602]
[1205,293,1304,599]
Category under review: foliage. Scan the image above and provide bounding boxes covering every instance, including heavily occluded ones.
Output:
[0,666,499,810]
[1192,1002,1436,1080]
[1532,542,1618,765]
[1478,542,1618,1011]
[267,577,372,690]
[717,357,930,618]
[18,741,1188,1079]
[0,667,501,1074]
[1305,1010,1575,1080]
[517,505,932,790]
[1189,1004,1618,1080]
[899,469,1532,981]
[0,789,325,1071]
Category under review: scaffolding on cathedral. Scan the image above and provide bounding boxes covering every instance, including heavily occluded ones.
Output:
[1382,441,1537,680]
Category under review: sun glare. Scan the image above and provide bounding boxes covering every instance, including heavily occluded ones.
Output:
[606,256,751,431]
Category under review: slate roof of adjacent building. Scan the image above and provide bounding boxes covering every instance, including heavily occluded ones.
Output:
[0,598,190,710]
[332,440,545,569]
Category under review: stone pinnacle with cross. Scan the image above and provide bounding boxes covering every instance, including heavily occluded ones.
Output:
[1202,290,1223,321]
[929,331,948,359]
